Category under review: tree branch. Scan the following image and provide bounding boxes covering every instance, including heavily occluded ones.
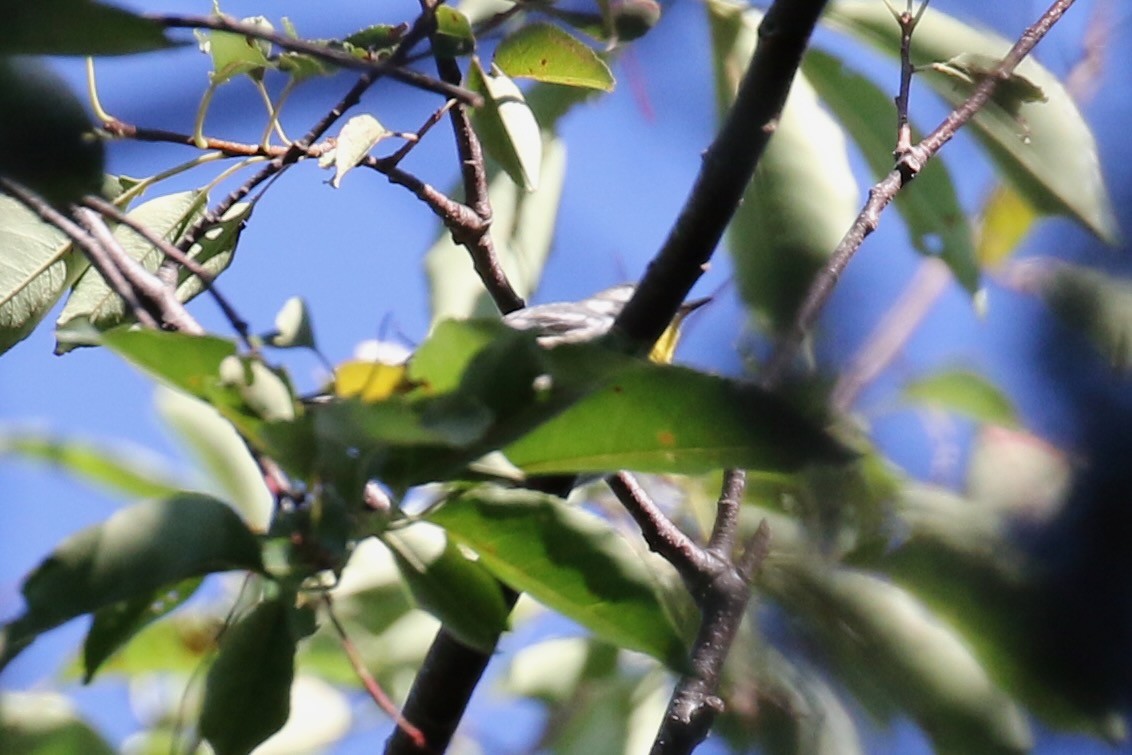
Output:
[612,0,831,354]
[763,0,1078,386]
[151,13,481,106]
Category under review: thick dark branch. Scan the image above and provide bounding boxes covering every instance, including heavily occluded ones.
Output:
[650,476,771,755]
[152,13,481,106]
[763,0,1078,385]
[612,0,831,354]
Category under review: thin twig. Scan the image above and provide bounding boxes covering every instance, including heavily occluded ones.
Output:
[152,13,481,106]
[763,0,1079,387]
[173,7,441,260]
[81,196,253,349]
[74,208,205,335]
[425,1,525,315]
[607,472,708,582]
[0,178,161,329]
[322,594,427,748]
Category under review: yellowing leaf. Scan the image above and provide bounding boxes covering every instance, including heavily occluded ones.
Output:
[333,360,411,402]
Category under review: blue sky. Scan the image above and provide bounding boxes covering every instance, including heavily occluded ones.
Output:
[3,1,1131,752]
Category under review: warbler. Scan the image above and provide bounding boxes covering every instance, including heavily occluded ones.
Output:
[502,284,708,363]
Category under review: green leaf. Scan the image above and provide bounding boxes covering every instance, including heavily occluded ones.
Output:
[0,430,184,500]
[708,2,859,330]
[1036,261,1132,371]
[0,692,115,755]
[0,0,171,55]
[322,114,390,189]
[433,6,475,58]
[82,577,202,682]
[0,58,105,207]
[154,385,273,531]
[801,49,979,293]
[428,486,689,669]
[0,494,263,669]
[0,195,83,356]
[382,523,511,653]
[101,328,238,398]
[504,358,849,475]
[768,563,1033,754]
[56,191,205,343]
[200,599,300,755]
[425,135,567,322]
[858,482,1117,735]
[495,23,614,91]
[197,15,274,84]
[174,201,252,302]
[823,1,1120,245]
[901,369,1019,427]
[467,60,543,191]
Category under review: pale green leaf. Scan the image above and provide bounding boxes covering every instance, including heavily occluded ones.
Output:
[324,114,390,189]
[55,191,205,344]
[0,195,86,355]
[0,430,184,499]
[382,523,510,653]
[902,369,1019,427]
[495,23,614,91]
[467,60,543,191]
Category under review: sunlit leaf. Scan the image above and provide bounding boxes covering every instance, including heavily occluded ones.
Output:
[382,523,511,652]
[504,357,849,475]
[0,195,81,355]
[495,23,614,91]
[155,385,273,530]
[0,430,184,499]
[0,692,115,755]
[56,191,204,344]
[266,296,317,349]
[428,486,689,670]
[174,201,252,302]
[823,1,1119,244]
[197,14,274,84]
[433,6,475,58]
[322,114,390,189]
[902,369,1019,427]
[467,60,543,191]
